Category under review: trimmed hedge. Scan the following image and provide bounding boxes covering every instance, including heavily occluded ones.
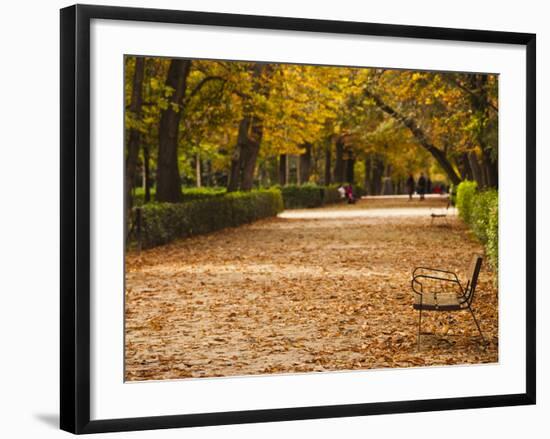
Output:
[323,185,343,205]
[137,189,283,248]
[456,180,477,224]
[278,184,342,209]
[280,184,323,208]
[456,181,498,271]
[179,187,226,201]
[133,186,226,206]
[353,185,367,198]
[134,185,344,209]
[471,189,498,244]
[486,198,498,272]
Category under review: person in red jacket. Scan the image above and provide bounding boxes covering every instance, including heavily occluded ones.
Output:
[345,184,356,204]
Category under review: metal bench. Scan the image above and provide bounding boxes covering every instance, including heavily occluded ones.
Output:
[430,212,448,225]
[411,254,485,349]
[430,194,452,224]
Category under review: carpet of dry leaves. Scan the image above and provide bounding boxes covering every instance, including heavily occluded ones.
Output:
[125,196,498,381]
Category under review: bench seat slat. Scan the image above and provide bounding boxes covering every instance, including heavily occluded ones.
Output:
[413,292,462,311]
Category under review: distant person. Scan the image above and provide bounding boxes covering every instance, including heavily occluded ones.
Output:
[337,185,346,200]
[345,184,356,204]
[417,173,427,201]
[406,174,415,201]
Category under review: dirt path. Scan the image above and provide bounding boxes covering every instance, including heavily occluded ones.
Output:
[125,197,498,381]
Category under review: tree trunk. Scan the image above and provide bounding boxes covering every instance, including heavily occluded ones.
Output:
[125,57,145,214]
[468,151,485,188]
[369,154,384,195]
[299,142,312,184]
[364,88,462,185]
[459,152,473,181]
[344,148,355,184]
[364,156,371,193]
[227,142,242,192]
[324,143,332,186]
[296,154,301,185]
[228,114,263,192]
[205,160,212,187]
[156,59,191,202]
[482,148,498,188]
[381,163,393,195]
[279,154,287,186]
[467,74,498,188]
[143,143,151,202]
[239,117,262,191]
[227,64,272,192]
[333,136,345,183]
[195,152,201,187]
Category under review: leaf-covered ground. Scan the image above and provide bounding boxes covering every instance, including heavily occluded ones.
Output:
[125,196,498,381]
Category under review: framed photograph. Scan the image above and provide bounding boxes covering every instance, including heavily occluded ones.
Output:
[60,4,536,434]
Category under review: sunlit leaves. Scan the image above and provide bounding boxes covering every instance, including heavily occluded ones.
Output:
[125,197,498,381]
[124,55,498,186]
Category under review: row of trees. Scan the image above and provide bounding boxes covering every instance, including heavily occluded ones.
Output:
[125,56,498,207]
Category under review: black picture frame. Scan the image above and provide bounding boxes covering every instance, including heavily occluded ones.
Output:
[60,4,536,434]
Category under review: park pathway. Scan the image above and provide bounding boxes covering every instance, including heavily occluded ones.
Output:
[125,196,498,381]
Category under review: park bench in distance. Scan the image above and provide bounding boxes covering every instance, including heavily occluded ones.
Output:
[430,192,452,224]
[411,254,485,349]
[430,212,448,225]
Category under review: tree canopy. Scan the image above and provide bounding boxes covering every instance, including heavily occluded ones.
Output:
[125,56,498,204]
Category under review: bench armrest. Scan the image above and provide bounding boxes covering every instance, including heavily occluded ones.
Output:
[411,274,462,296]
[413,266,460,282]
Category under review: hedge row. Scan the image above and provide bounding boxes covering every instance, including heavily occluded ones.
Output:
[133,187,226,206]
[134,185,346,209]
[277,184,342,209]
[278,184,351,208]
[137,189,283,248]
[456,181,498,271]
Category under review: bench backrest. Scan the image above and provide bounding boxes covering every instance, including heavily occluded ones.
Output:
[464,254,483,305]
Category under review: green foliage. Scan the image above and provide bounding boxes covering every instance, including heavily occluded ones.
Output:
[180,187,227,200]
[125,57,498,198]
[323,185,343,204]
[448,184,457,206]
[280,184,324,208]
[456,180,478,224]
[471,189,498,244]
[137,189,283,248]
[133,186,226,206]
[278,184,342,209]
[486,197,499,272]
[456,181,499,272]
[353,185,367,198]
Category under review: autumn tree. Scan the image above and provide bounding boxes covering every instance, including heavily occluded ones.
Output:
[125,56,145,214]
[125,56,499,202]
[155,59,192,202]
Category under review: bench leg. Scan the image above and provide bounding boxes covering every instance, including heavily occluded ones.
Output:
[417,308,422,350]
[468,305,485,342]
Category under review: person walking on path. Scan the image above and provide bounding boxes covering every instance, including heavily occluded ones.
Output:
[417,173,427,201]
[345,184,356,204]
[337,185,346,201]
[406,174,415,201]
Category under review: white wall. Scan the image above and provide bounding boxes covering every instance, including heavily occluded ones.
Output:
[0,0,545,437]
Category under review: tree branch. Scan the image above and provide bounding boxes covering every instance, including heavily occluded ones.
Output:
[364,88,462,185]
[184,76,226,104]
[445,76,499,113]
